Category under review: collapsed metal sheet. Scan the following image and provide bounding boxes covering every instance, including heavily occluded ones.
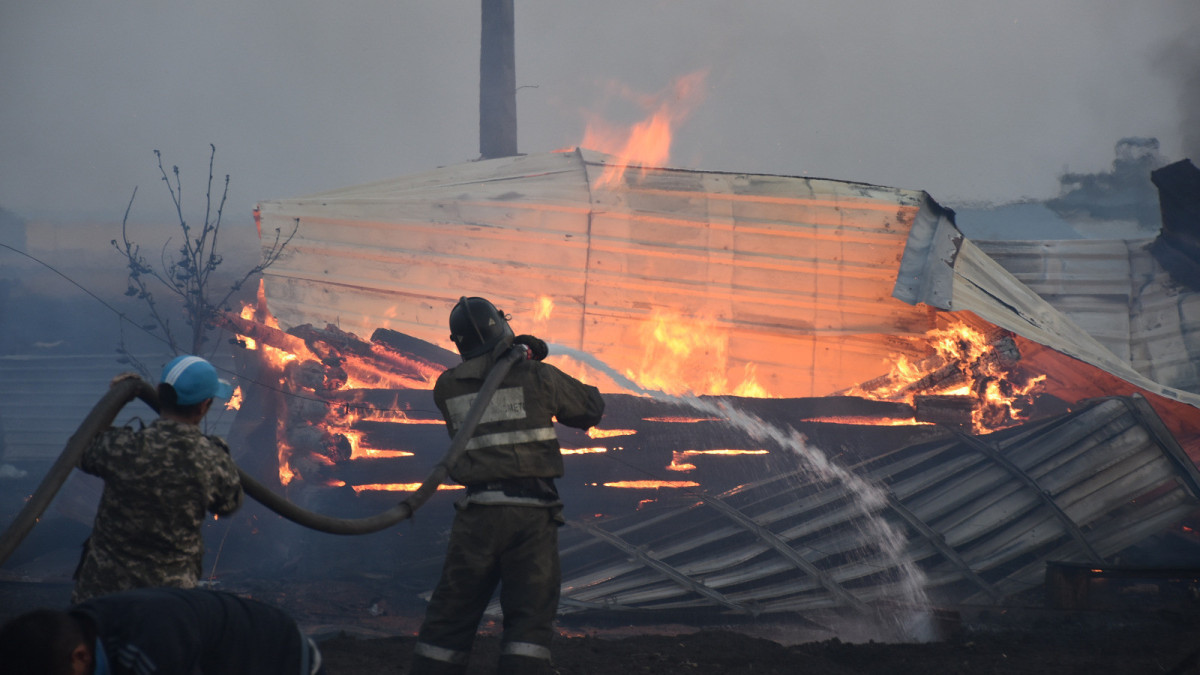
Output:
[555,396,1200,615]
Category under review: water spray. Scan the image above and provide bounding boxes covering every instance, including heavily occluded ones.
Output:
[552,343,935,641]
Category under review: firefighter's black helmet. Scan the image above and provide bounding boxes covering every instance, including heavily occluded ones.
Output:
[448,296,514,359]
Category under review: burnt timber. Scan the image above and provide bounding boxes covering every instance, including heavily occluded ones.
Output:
[225,320,1200,619]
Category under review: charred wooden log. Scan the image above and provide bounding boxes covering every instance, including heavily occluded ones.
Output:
[290,323,444,389]
[222,314,447,390]
[914,395,974,427]
[220,312,312,356]
[844,329,1022,400]
[371,327,459,369]
[322,389,442,421]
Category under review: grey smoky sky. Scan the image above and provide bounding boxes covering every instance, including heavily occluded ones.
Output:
[1,1,1197,227]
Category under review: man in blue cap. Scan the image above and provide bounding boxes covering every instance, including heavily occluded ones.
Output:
[71,355,243,603]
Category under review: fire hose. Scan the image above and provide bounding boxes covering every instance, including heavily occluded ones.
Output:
[0,345,526,564]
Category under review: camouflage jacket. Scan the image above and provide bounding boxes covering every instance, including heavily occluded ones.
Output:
[72,419,243,602]
[434,352,605,487]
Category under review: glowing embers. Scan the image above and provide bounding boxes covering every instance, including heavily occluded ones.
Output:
[586,428,637,439]
[667,449,769,473]
[562,447,609,455]
[843,321,1046,433]
[797,416,931,427]
[344,483,465,495]
[591,480,700,489]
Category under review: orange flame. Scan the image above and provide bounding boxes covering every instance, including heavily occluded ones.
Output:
[235,294,430,487]
[239,298,306,370]
[534,296,554,322]
[666,453,697,472]
[350,483,465,494]
[587,428,637,439]
[562,447,609,455]
[625,308,770,397]
[667,449,769,473]
[845,321,1045,432]
[595,480,700,489]
[225,386,243,411]
[801,416,931,427]
[581,70,708,188]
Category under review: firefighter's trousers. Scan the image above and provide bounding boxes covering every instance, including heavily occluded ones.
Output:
[411,503,560,675]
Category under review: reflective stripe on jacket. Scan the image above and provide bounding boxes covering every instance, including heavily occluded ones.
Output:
[434,353,604,487]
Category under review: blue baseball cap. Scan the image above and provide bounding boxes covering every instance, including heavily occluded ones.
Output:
[161,355,234,406]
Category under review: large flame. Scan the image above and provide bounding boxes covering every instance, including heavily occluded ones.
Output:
[581,70,708,188]
[844,321,1046,433]
[624,308,769,397]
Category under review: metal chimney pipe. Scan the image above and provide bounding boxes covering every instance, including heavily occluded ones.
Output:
[479,0,517,159]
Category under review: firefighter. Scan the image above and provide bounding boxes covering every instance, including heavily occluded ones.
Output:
[72,355,243,603]
[410,297,605,675]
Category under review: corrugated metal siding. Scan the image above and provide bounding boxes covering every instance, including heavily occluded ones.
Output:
[1127,245,1200,392]
[257,150,593,354]
[255,150,1199,407]
[0,354,236,462]
[976,240,1134,362]
[578,158,929,397]
[975,239,1200,395]
[257,149,939,398]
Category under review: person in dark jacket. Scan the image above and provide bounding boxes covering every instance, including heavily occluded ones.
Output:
[410,296,605,675]
[72,355,243,603]
[0,587,324,675]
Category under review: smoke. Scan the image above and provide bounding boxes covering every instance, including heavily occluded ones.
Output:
[1044,137,1166,231]
[1159,5,1200,161]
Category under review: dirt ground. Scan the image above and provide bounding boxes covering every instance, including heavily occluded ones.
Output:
[314,611,1200,675]
[3,579,1199,674]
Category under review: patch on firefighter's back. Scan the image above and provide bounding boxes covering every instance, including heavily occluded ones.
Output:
[446,387,527,426]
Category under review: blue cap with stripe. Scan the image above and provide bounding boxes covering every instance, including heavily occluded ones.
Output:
[161,355,233,406]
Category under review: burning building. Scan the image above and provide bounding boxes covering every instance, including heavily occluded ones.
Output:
[224,149,1200,621]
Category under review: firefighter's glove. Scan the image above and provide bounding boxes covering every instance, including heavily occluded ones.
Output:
[513,335,548,361]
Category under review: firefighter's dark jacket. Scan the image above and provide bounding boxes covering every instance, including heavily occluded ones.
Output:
[433,351,605,486]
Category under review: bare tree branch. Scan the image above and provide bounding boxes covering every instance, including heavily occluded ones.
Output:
[113,145,293,359]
